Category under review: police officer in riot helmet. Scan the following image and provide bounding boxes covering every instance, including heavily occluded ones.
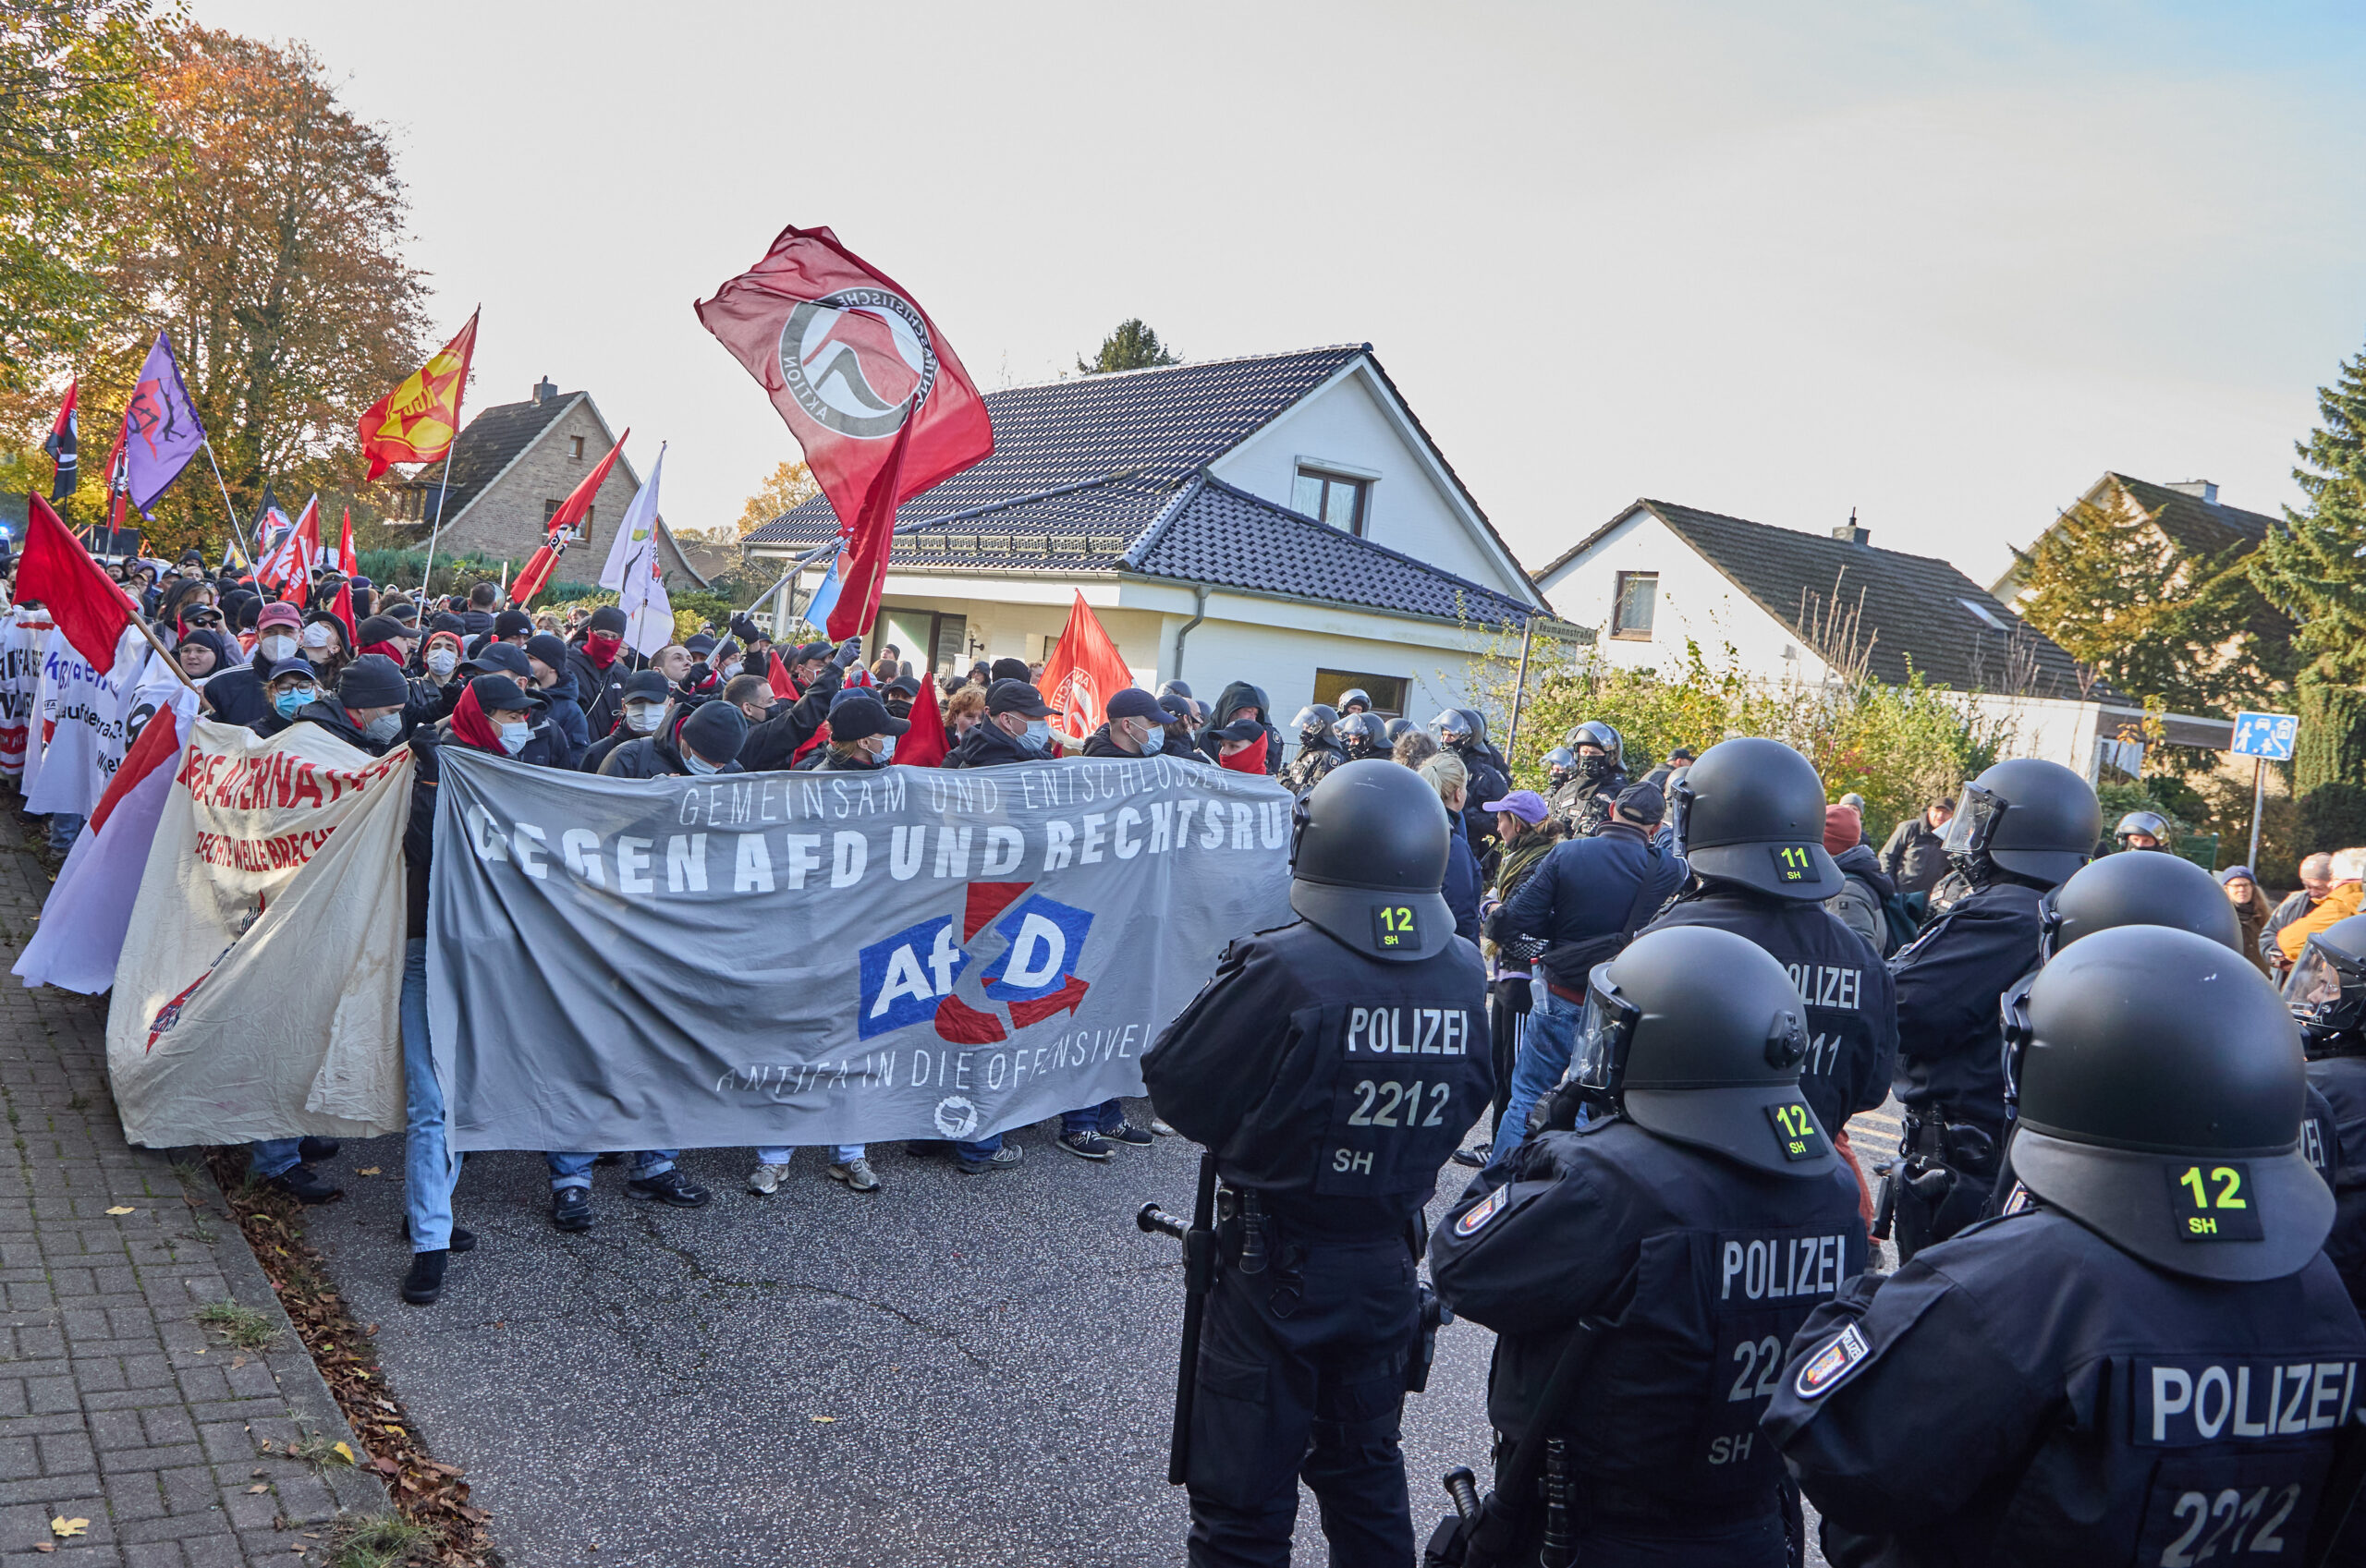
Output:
[1646,738,1896,1195]
[1984,849,2343,1215]
[1280,704,1348,796]
[1543,747,1579,796]
[1337,687,1373,716]
[1431,709,1512,852]
[2115,808,2171,852]
[1549,720,1630,837]
[1338,711,1390,762]
[1430,926,1864,1568]
[1886,757,2098,1261]
[1771,926,2366,1567]
[1143,760,1492,1568]
[2286,912,2366,1313]
[1384,716,1417,747]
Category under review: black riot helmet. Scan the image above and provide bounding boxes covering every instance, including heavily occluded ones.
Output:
[1564,720,1623,772]
[1572,926,1836,1178]
[1288,760,1454,964]
[1383,717,1416,745]
[2114,809,2169,849]
[1939,758,2100,887]
[1337,712,1388,754]
[2013,925,2330,1282]
[1292,703,1338,743]
[1336,687,1372,714]
[1669,737,1844,901]
[2285,913,2366,1051]
[1543,745,1579,784]
[2037,848,2241,964]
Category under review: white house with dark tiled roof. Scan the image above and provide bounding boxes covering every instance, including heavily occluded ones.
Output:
[739,346,1559,723]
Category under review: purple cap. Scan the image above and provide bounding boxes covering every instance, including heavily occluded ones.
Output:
[1482,788,1550,826]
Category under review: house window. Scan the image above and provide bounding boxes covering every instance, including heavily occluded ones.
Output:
[1958,597,2009,631]
[1291,468,1370,537]
[569,435,586,459]
[1611,572,1657,639]
[1312,668,1408,718]
[543,499,592,542]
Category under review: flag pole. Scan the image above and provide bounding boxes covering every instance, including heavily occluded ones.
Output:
[198,442,246,565]
[418,439,459,606]
[1504,614,1537,763]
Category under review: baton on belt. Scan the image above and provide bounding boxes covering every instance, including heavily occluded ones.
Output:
[1138,1151,1219,1486]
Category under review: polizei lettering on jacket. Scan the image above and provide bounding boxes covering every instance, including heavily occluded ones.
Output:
[2140,1357,2358,1445]
[1785,962,1863,1011]
[1718,1230,1855,1305]
[1345,1006,1471,1057]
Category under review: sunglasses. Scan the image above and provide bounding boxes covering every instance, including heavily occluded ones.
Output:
[184,611,224,627]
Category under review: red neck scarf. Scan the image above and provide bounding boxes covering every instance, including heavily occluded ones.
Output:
[584,631,624,669]
[1217,732,1269,774]
[447,683,504,753]
[360,639,406,665]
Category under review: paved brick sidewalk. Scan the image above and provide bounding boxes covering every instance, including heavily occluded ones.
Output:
[0,841,381,1566]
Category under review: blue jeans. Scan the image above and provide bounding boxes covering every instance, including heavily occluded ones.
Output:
[546,1149,677,1189]
[402,938,456,1253]
[755,1145,864,1164]
[248,1139,302,1180]
[47,813,83,857]
[1061,1100,1126,1136]
[1491,986,1581,1168]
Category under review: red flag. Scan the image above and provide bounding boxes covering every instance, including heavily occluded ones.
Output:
[335,507,358,576]
[548,427,626,544]
[257,495,321,594]
[827,412,912,642]
[1037,591,1135,736]
[18,494,133,671]
[100,411,128,532]
[695,225,992,612]
[510,541,564,607]
[765,649,798,701]
[361,310,478,480]
[329,581,356,645]
[898,666,949,769]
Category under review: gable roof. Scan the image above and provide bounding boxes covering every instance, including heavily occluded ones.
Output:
[869,471,1537,628]
[2104,473,2279,558]
[743,346,1370,548]
[409,390,584,521]
[1553,500,2112,700]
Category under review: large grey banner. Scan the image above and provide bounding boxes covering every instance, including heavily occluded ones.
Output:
[428,750,1294,1153]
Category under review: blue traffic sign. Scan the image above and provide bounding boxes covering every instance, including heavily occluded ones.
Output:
[2231,711,2298,760]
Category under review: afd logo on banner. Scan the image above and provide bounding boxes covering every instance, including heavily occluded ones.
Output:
[857,883,1096,1045]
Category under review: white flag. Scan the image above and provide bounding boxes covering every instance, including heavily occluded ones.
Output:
[599,444,665,591]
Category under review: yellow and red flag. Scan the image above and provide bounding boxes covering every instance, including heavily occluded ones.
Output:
[360,310,479,480]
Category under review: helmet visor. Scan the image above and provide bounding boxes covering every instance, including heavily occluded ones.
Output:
[1572,966,1640,1096]
[1939,781,2003,858]
[2035,884,2067,965]
[1431,710,1469,740]
[2286,939,2366,1034]
[1292,707,1325,735]
[1999,978,2034,1116]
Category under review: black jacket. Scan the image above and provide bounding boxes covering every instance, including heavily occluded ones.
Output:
[1079,723,1141,759]
[536,673,590,770]
[1547,765,1631,838]
[1890,879,2044,1137]
[1444,813,1483,943]
[1446,738,1510,848]
[1647,883,1897,1138]
[943,720,1046,770]
[738,665,841,772]
[287,699,390,755]
[213,650,311,732]
[1766,1203,2366,1566]
[1828,842,1902,957]
[1434,1117,1865,1516]
[1879,814,1952,897]
[1194,680,1281,774]
[1489,823,1687,991]
[598,720,747,780]
[2308,1052,2366,1314]
[1142,918,1490,1239]
[566,643,638,741]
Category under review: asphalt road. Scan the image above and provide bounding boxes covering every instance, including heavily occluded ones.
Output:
[305,1102,1884,1566]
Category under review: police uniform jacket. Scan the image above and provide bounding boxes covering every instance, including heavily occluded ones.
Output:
[1890,880,2043,1139]
[1645,887,1897,1141]
[1549,766,1630,837]
[1140,920,1490,1240]
[1433,1117,1865,1514]
[1445,739,1509,846]
[2308,1053,2366,1314]
[1766,1203,2366,1567]
[1278,735,1348,796]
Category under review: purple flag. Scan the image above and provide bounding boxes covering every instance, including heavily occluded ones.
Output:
[122,330,205,517]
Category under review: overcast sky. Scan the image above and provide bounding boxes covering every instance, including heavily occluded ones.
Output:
[203,0,2366,583]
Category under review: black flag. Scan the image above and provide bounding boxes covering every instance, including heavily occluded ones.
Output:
[42,379,77,502]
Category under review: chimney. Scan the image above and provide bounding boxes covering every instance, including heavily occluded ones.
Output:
[2166,479,2219,504]
[531,377,558,406]
[1832,507,1869,547]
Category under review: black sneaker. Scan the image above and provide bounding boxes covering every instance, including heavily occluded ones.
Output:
[551,1186,592,1233]
[1056,1129,1114,1161]
[956,1145,1023,1175]
[400,1220,476,1253]
[592,1152,625,1166]
[401,1249,448,1307]
[625,1168,712,1209]
[297,1136,340,1163]
[1450,1145,1489,1169]
[265,1165,342,1205]
[1104,1120,1154,1148]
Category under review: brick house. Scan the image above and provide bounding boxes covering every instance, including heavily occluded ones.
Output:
[395,379,705,588]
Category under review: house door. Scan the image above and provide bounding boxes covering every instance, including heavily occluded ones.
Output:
[875,607,968,678]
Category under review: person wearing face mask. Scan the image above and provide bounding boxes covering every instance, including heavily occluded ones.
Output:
[881,674,919,722]
[1193,681,1282,775]
[250,663,325,738]
[580,670,671,774]
[287,654,412,752]
[297,610,351,687]
[524,633,588,769]
[738,636,858,772]
[598,691,749,781]
[420,626,465,688]
[1081,687,1169,758]
[944,679,1060,768]
[1206,717,1271,774]
[566,604,640,739]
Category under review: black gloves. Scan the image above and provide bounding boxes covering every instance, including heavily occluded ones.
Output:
[730,614,764,647]
[833,636,863,670]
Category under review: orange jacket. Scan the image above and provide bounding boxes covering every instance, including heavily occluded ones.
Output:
[2279,880,2363,962]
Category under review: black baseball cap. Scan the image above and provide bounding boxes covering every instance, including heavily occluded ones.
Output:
[1106,688,1164,722]
[829,692,911,743]
[986,679,1058,718]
